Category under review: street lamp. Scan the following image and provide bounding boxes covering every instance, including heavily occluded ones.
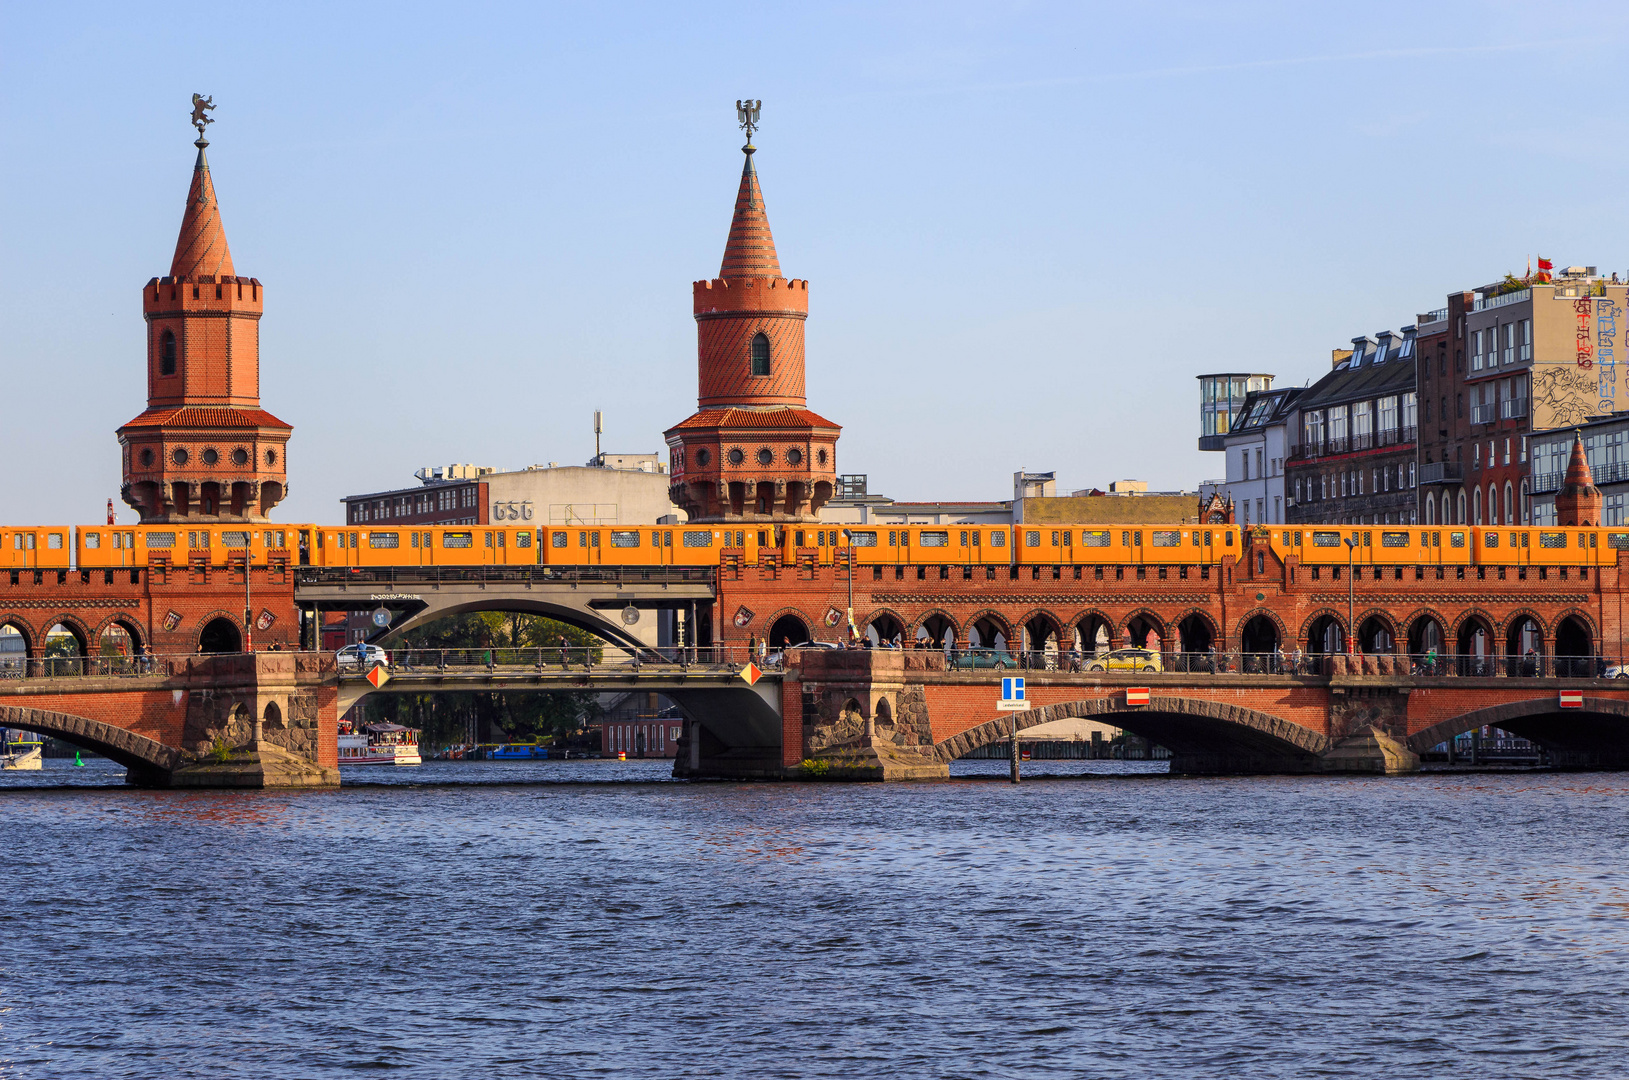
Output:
[1343,534,1357,655]
[841,529,855,644]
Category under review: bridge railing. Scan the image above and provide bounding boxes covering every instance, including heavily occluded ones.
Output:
[0,653,222,679]
[342,645,768,676]
[293,566,717,587]
[1021,650,1623,678]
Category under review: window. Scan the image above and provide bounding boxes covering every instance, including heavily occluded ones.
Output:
[159,330,177,376]
[1472,329,1484,371]
[369,532,399,548]
[1082,530,1110,547]
[990,531,1006,547]
[757,447,773,465]
[1025,530,1040,547]
[1312,531,1341,547]
[919,531,949,547]
[1381,532,1409,547]
[1303,410,1325,453]
[1520,318,1532,361]
[728,448,744,466]
[610,531,640,548]
[847,531,876,548]
[443,532,473,548]
[1540,531,1566,549]
[750,332,770,377]
[1503,322,1515,365]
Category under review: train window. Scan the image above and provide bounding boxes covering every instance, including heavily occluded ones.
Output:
[369,533,399,548]
[516,532,532,548]
[553,531,568,548]
[1025,531,1040,548]
[1152,531,1180,547]
[84,532,101,549]
[1519,533,1528,547]
[1083,531,1111,548]
[1293,532,1302,546]
[736,531,744,547]
[1540,532,1565,549]
[1279,532,1288,546]
[1206,531,1215,546]
[411,533,419,548]
[350,532,359,549]
[1590,533,1597,548]
[222,531,249,548]
[1485,533,1499,548]
[1219,532,1228,547]
[1420,532,1429,547]
[1363,532,1371,547]
[444,532,473,548]
[991,531,1006,547]
[1312,532,1341,547]
[579,531,588,548]
[889,531,898,546]
[796,531,806,547]
[1381,532,1409,548]
[959,530,968,546]
[610,531,640,548]
[920,532,948,548]
[1121,531,1130,547]
[1432,532,1440,547]
[683,531,714,548]
[972,531,980,547]
[264,531,286,549]
[1579,533,1589,549]
[497,532,505,548]
[1609,534,1629,549]
[484,532,493,548]
[145,532,174,549]
[1450,532,1466,548]
[652,531,662,547]
[848,531,877,547]
[592,532,600,548]
[1193,532,1203,547]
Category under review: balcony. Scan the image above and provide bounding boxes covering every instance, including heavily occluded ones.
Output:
[1417,308,1449,329]
[1420,461,1464,484]
[1501,398,1528,420]
[1470,403,1497,424]
[1473,288,1530,312]
[1532,459,1629,493]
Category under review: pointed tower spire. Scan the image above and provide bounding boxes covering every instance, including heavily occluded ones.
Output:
[1557,431,1602,526]
[719,101,781,279]
[170,137,235,280]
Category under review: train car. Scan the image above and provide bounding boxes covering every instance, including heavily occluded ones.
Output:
[0,527,72,570]
[76,525,303,569]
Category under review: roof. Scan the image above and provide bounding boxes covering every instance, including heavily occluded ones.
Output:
[665,407,840,433]
[719,146,781,279]
[118,405,292,431]
[171,143,235,280]
[1296,333,1417,411]
[1229,386,1305,434]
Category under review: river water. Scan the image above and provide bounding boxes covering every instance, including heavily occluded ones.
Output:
[3,758,1629,1078]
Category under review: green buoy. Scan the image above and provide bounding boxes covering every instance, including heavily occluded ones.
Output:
[73,751,85,767]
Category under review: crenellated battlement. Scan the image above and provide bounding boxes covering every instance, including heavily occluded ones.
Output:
[693,276,809,316]
[144,275,263,315]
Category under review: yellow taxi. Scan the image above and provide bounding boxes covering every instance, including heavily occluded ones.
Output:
[1084,648,1163,673]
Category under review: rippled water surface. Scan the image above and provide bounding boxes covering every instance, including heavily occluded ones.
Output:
[4,758,1629,1078]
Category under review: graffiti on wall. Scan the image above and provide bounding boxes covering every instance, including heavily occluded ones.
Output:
[1597,296,1623,414]
[1534,366,1599,429]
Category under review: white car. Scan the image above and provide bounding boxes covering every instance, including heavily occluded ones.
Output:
[1607,664,1629,679]
[337,643,390,670]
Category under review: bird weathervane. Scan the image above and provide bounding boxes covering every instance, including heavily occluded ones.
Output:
[736,99,761,144]
[190,93,215,144]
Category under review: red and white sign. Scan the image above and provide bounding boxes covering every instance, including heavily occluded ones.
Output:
[1126,687,1150,707]
[739,662,762,686]
[1559,689,1584,709]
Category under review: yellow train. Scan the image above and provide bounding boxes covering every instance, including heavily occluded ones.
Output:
[0,522,1620,574]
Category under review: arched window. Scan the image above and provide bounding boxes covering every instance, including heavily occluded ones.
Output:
[1456,490,1466,525]
[1504,481,1514,525]
[1520,480,1529,524]
[1425,496,1435,525]
[749,332,770,377]
[159,330,177,377]
[1472,487,1482,525]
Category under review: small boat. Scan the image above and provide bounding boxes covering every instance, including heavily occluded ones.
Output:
[1,729,44,771]
[489,742,549,760]
[337,721,422,766]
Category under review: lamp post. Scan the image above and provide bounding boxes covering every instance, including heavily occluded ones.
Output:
[841,529,855,644]
[1343,535,1356,654]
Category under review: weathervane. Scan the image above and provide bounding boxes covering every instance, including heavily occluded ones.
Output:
[190,93,215,146]
[736,99,761,145]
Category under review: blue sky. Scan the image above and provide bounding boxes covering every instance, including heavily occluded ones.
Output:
[4,2,1629,522]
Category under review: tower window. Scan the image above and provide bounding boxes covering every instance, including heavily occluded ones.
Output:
[757,447,774,465]
[750,332,770,377]
[160,330,177,376]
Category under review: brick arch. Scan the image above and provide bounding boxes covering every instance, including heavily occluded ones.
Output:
[1118,608,1166,641]
[1232,607,1285,646]
[1171,607,1221,648]
[933,695,1329,765]
[910,609,960,646]
[0,615,36,654]
[858,606,907,640]
[1496,607,1550,642]
[963,608,1014,649]
[41,613,94,654]
[91,612,146,653]
[1298,607,1348,648]
[760,606,818,646]
[1551,607,1598,645]
[0,705,179,780]
[1448,607,1497,641]
[1406,696,1629,755]
[1015,608,1064,640]
[1401,607,1450,636]
[192,609,244,651]
[1352,608,1402,653]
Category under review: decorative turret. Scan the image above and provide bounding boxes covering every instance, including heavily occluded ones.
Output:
[1555,432,1602,526]
[664,102,840,524]
[117,96,291,523]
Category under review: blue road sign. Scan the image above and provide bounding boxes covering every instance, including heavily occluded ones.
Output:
[1001,676,1025,701]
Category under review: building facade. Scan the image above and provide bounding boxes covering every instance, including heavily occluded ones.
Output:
[117,127,291,522]
[1196,373,1274,451]
[1530,417,1629,525]
[342,460,679,530]
[1286,331,1420,525]
[1209,386,1302,527]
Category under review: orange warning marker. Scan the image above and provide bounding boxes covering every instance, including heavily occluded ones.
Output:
[739,662,762,686]
[366,665,391,689]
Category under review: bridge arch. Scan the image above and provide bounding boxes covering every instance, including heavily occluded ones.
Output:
[1353,609,1399,654]
[0,616,35,655]
[1234,608,1285,651]
[1173,608,1218,654]
[934,695,1328,773]
[1120,609,1165,650]
[1554,609,1598,677]
[911,610,958,649]
[1066,609,1113,654]
[1406,696,1629,764]
[375,595,671,653]
[92,613,145,656]
[1301,609,1347,654]
[1404,609,1448,656]
[1452,609,1496,675]
[965,610,1013,651]
[0,705,179,781]
[861,608,906,647]
[765,608,815,648]
[1016,609,1062,658]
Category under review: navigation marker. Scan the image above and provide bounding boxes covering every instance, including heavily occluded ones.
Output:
[367,665,391,689]
[1126,687,1150,707]
[1559,689,1583,709]
[740,662,762,686]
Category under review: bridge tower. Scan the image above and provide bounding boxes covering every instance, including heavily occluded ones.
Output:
[117,112,292,523]
[664,106,841,523]
[1555,432,1602,526]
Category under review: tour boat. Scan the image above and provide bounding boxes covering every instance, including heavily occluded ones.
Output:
[336,721,422,766]
[0,729,43,770]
